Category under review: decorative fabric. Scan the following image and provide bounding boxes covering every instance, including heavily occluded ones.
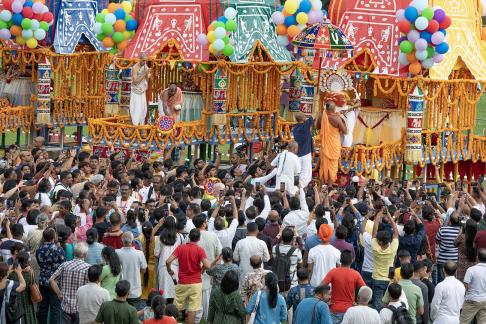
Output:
[406,86,424,163]
[105,64,120,117]
[120,68,132,114]
[300,80,314,115]
[36,57,51,124]
[289,75,302,113]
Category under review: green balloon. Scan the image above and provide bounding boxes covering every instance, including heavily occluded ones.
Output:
[21,18,31,30]
[102,22,114,35]
[0,21,7,29]
[96,33,105,41]
[222,45,234,56]
[124,14,133,22]
[399,40,413,54]
[427,46,435,59]
[39,21,49,32]
[421,8,434,21]
[223,35,230,44]
[112,31,124,43]
[7,20,12,28]
[214,21,225,29]
[225,19,236,32]
[130,30,135,37]
[109,48,118,54]
[96,13,105,23]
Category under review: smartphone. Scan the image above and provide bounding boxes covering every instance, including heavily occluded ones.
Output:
[294,176,300,186]
[280,182,285,193]
[345,198,351,204]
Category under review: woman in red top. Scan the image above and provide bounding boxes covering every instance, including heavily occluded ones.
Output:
[143,295,177,324]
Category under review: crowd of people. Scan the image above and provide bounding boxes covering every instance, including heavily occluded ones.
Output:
[0,128,485,324]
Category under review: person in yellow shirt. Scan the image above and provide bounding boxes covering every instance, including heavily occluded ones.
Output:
[371,207,399,311]
[394,249,412,283]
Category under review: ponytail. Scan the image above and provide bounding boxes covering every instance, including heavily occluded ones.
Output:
[265,272,278,308]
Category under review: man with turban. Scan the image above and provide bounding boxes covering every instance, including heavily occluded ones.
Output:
[317,92,348,186]
[307,224,341,287]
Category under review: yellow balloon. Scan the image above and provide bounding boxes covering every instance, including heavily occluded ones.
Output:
[26,38,38,49]
[121,1,132,13]
[207,31,216,43]
[15,36,25,45]
[102,9,108,15]
[209,44,216,54]
[296,12,308,25]
[284,0,298,15]
[123,30,131,40]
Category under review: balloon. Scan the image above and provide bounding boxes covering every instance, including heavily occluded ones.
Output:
[431,31,444,45]
[426,19,439,33]
[271,11,285,25]
[315,10,324,22]
[307,10,319,24]
[21,29,32,39]
[409,62,422,75]
[284,15,296,27]
[0,10,11,22]
[433,8,446,23]
[222,35,229,44]
[439,16,451,29]
[407,30,420,43]
[10,25,21,36]
[26,37,37,48]
[411,0,427,12]
[398,36,407,44]
[116,40,127,51]
[422,58,434,69]
[399,40,414,54]
[122,30,131,40]
[312,0,322,11]
[124,14,133,22]
[435,42,449,54]
[214,21,225,29]
[299,0,312,13]
[225,19,236,32]
[22,7,33,19]
[208,44,217,54]
[432,53,444,63]
[224,7,237,20]
[214,27,226,39]
[207,24,215,32]
[0,28,10,40]
[196,33,208,45]
[112,31,123,43]
[42,12,53,23]
[396,9,405,22]
[421,7,434,20]
[32,1,43,14]
[31,19,39,30]
[276,35,289,46]
[420,31,432,43]
[398,52,409,66]
[95,13,105,23]
[0,21,6,29]
[121,1,131,13]
[404,6,419,23]
[407,51,417,63]
[439,29,446,37]
[2,0,12,11]
[33,28,45,40]
[21,18,32,30]
[295,12,307,25]
[114,20,126,32]
[297,23,306,30]
[125,19,137,31]
[213,38,224,51]
[207,31,215,43]
[102,37,114,48]
[96,33,105,41]
[39,21,48,31]
[108,3,117,13]
[15,35,25,44]
[284,0,298,15]
[11,0,22,14]
[114,8,126,20]
[41,5,49,14]
[415,17,429,31]
[102,22,113,35]
[23,1,32,8]
[275,24,287,35]
[12,13,22,25]
[416,50,428,60]
[426,46,435,59]
[398,20,411,34]
[287,25,300,38]
[414,38,427,51]
[105,13,116,25]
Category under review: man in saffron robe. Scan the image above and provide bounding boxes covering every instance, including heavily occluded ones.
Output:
[159,83,184,121]
[317,92,348,186]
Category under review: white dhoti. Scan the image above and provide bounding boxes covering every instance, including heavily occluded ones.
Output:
[299,153,312,187]
[129,91,147,126]
[342,109,358,148]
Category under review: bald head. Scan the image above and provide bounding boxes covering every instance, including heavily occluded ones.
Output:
[357,286,373,305]
[295,112,306,123]
[288,141,298,154]
[250,255,263,269]
[443,260,457,276]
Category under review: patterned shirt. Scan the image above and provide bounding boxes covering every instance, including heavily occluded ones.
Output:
[241,268,269,303]
[36,242,66,286]
[50,258,91,314]
[287,283,315,312]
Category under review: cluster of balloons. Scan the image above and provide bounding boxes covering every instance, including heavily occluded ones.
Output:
[93,1,138,54]
[0,0,53,48]
[396,0,452,75]
[271,0,325,49]
[196,7,237,57]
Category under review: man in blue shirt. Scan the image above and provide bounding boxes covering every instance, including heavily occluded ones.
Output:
[293,284,332,324]
[292,112,313,187]
[287,268,315,313]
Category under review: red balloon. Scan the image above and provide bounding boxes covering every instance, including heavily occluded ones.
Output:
[33,13,43,21]
[42,12,53,23]
[22,7,34,19]
[427,20,439,33]
[439,16,451,29]
[398,20,411,34]
[2,0,12,11]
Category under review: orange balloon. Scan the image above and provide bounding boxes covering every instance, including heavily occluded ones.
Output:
[282,9,289,16]
[36,0,45,3]
[406,51,417,63]
[275,24,287,36]
[117,40,128,51]
[207,24,215,32]
[108,3,117,13]
[114,20,126,32]
[409,62,422,75]
[10,25,21,37]
[102,37,114,48]
[287,25,300,38]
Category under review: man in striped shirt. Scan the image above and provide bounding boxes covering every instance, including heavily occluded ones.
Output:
[435,212,461,283]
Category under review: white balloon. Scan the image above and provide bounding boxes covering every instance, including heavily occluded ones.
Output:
[93,22,102,34]
[31,19,39,30]
[214,27,226,39]
[276,35,289,47]
[399,52,409,66]
[224,7,237,20]
[213,39,225,51]
[41,5,49,14]
[411,0,428,12]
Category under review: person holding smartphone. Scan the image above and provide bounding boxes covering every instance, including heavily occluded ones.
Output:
[292,112,314,188]
[270,141,301,196]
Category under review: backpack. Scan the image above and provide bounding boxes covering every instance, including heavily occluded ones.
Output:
[271,245,296,292]
[387,302,413,324]
[3,279,25,323]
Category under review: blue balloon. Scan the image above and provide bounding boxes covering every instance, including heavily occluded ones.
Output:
[217,16,228,23]
[114,8,126,20]
[439,29,447,37]
[24,1,33,7]
[420,31,432,43]
[126,19,138,31]
[404,6,419,23]
[299,0,312,13]
[284,15,297,27]
[435,42,449,54]
[12,13,22,26]
[278,5,284,12]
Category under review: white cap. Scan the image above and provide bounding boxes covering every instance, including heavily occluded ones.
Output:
[352,176,359,183]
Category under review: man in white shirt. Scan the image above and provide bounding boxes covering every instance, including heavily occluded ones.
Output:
[270,141,301,196]
[342,286,381,324]
[76,264,110,324]
[307,224,340,287]
[208,196,238,249]
[282,186,309,238]
[460,249,486,324]
[380,283,410,324]
[430,261,464,324]
[233,222,270,284]
[116,183,137,222]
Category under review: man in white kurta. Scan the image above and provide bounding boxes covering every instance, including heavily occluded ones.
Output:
[270,141,301,196]
[129,53,150,126]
